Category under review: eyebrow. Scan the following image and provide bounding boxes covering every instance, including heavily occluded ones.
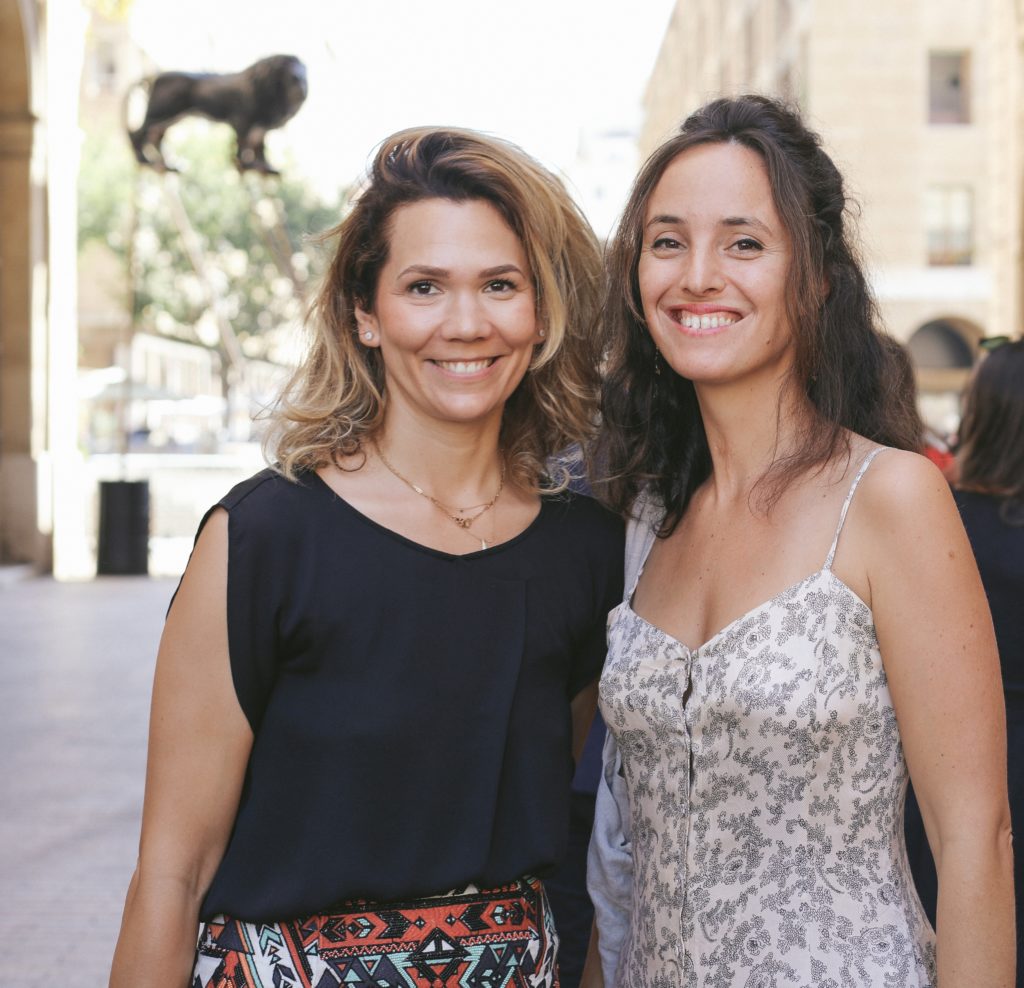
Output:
[480,264,526,278]
[722,215,772,235]
[395,263,526,279]
[645,214,773,235]
[645,214,683,229]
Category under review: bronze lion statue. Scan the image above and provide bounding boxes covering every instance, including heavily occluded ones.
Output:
[128,54,308,175]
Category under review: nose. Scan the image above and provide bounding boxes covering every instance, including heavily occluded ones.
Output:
[442,290,492,341]
[681,243,725,297]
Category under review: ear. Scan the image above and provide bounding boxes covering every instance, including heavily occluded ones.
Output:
[354,304,381,348]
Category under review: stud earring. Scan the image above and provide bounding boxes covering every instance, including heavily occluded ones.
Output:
[363,330,374,342]
[538,328,546,338]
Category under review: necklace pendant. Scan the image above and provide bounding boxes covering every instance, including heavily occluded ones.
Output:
[373,442,506,549]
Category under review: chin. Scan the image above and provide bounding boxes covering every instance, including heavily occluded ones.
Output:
[433,403,506,426]
[663,359,735,386]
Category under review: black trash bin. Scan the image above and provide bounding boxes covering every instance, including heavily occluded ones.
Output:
[97,479,150,575]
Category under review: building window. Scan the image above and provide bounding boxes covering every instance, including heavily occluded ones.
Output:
[776,0,792,37]
[929,51,970,123]
[926,185,973,265]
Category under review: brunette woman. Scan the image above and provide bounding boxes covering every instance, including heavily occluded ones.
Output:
[586,96,1012,987]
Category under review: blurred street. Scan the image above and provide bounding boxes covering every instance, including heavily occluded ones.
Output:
[0,576,175,987]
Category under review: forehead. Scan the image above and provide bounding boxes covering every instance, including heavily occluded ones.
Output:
[383,197,526,266]
[645,142,779,223]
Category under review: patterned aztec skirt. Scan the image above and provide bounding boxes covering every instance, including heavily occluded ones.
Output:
[191,876,559,988]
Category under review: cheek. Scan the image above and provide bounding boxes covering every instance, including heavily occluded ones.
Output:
[636,259,655,302]
[379,305,431,345]
[637,290,662,332]
[505,300,539,340]
[637,260,670,317]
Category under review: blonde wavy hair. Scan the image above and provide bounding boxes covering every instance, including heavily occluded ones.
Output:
[265,126,604,491]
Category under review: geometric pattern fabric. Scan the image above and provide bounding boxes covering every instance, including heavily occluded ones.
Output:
[191,878,559,988]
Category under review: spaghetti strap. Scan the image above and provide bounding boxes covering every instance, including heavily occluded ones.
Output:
[823,447,886,571]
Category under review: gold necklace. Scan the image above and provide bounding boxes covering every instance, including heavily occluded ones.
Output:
[374,443,506,550]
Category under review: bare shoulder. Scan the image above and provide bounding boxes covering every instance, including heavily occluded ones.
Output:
[194,505,229,555]
[852,446,959,536]
[842,445,983,619]
[167,507,228,623]
[828,444,970,606]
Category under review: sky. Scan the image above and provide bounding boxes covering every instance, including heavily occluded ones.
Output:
[129,0,676,229]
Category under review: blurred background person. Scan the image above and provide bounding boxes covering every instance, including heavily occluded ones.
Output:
[906,338,1024,984]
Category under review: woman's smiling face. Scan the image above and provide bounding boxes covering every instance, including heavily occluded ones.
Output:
[355,197,540,431]
[638,141,795,391]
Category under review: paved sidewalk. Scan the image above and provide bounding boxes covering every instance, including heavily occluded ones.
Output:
[0,576,176,988]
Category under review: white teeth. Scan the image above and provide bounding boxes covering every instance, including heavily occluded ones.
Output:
[435,359,493,374]
[678,312,738,330]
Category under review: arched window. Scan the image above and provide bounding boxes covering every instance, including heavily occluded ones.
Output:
[908,318,979,438]
[908,319,974,369]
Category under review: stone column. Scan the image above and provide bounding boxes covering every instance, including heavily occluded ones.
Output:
[0,109,44,565]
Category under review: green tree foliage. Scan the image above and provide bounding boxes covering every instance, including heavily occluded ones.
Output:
[78,121,342,361]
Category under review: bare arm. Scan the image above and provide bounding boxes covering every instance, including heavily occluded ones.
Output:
[109,510,254,988]
[858,452,1014,987]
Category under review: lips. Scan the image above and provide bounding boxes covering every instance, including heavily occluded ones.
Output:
[662,303,746,337]
[431,358,497,375]
[671,310,741,330]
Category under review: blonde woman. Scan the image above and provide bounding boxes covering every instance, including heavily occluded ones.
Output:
[110,127,623,988]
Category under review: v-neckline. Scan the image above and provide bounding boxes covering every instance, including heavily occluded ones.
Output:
[619,447,884,656]
[621,568,871,655]
[306,470,548,559]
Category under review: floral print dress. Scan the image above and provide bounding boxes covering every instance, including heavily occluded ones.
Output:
[599,450,937,987]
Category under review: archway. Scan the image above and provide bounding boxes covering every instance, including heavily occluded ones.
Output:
[907,319,975,370]
[907,317,982,438]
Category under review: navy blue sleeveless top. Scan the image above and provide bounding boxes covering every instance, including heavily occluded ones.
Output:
[190,469,624,922]
[955,489,1024,691]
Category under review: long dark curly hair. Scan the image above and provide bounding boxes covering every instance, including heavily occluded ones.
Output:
[595,95,922,533]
